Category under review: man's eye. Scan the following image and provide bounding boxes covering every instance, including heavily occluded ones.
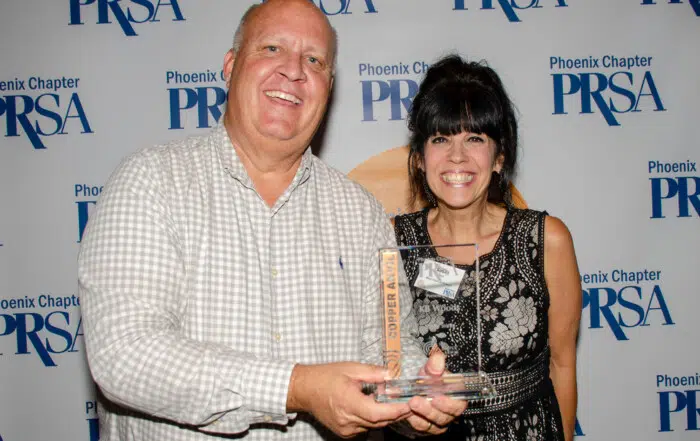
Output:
[308,56,318,64]
[265,46,278,52]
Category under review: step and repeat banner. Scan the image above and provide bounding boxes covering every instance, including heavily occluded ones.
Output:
[1,1,698,440]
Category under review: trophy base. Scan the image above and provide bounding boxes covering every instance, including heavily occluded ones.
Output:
[374,372,496,403]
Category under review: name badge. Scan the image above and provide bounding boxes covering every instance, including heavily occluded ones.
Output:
[414,258,465,299]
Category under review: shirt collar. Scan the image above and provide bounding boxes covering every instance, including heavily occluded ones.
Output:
[212,122,313,191]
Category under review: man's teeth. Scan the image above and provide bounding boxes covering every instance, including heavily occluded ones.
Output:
[441,173,474,184]
[265,90,301,104]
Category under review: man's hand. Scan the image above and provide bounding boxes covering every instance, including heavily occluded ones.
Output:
[404,350,468,435]
[287,362,412,438]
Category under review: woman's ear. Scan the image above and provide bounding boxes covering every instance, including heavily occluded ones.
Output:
[493,154,505,173]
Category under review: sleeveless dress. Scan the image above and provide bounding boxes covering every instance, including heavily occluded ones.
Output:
[388,207,564,441]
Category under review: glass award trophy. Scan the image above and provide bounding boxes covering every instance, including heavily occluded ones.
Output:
[374,243,497,403]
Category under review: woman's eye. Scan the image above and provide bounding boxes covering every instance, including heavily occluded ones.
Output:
[431,136,447,144]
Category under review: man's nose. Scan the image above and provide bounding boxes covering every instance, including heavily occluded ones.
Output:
[278,54,306,82]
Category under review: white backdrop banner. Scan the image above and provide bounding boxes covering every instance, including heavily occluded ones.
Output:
[1,1,698,440]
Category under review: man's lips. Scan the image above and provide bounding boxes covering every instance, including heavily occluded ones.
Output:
[264,90,302,105]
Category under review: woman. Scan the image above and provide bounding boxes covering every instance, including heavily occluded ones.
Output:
[387,55,581,441]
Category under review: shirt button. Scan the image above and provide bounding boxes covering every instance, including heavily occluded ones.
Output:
[271,268,278,278]
[263,415,272,423]
[273,333,281,342]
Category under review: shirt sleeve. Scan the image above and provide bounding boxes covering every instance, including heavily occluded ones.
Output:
[360,198,426,376]
[78,152,294,435]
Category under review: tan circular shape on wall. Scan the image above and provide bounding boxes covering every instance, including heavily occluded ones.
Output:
[348,146,527,216]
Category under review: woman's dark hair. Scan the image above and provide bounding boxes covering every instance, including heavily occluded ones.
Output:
[407,54,518,208]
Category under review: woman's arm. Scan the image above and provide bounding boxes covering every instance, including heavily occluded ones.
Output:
[543,215,582,441]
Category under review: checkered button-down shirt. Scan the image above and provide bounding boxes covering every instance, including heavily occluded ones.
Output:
[78,123,422,441]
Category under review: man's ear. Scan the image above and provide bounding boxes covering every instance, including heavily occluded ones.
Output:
[223,49,236,87]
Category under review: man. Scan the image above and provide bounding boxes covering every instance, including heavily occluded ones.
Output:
[78,1,466,440]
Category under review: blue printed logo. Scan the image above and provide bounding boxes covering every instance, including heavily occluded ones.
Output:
[167,69,226,130]
[0,295,84,367]
[453,0,569,22]
[359,61,430,122]
[87,401,100,441]
[580,268,674,341]
[76,184,103,242]
[69,0,185,36]
[657,373,700,432]
[649,160,699,219]
[550,54,666,126]
[641,0,700,16]
[311,0,378,15]
[0,76,92,149]
[574,418,584,436]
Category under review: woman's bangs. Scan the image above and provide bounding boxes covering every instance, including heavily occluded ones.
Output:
[421,88,501,139]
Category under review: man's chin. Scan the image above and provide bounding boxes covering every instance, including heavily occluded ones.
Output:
[257,122,313,146]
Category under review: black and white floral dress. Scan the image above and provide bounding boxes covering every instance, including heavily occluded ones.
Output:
[388,207,564,441]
